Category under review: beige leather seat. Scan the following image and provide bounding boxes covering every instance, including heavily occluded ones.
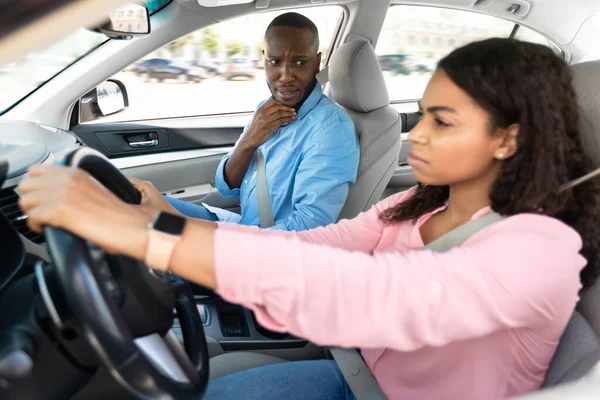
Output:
[541,60,600,387]
[330,40,402,220]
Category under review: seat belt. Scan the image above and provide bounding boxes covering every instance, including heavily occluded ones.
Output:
[330,211,505,400]
[256,149,275,229]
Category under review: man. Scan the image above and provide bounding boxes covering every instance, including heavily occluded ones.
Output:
[135,12,359,231]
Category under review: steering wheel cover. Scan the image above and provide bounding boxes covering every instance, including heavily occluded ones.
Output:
[45,148,208,399]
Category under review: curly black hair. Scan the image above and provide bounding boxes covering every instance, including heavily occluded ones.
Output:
[380,38,600,288]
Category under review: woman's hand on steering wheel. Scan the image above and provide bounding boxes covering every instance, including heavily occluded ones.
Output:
[18,164,151,259]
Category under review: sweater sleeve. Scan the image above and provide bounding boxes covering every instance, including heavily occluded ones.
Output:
[214,213,585,351]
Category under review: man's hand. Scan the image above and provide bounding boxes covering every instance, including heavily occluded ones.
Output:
[129,177,181,216]
[223,99,296,190]
[241,99,296,149]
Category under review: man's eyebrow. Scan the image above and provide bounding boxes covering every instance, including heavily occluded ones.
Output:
[417,101,457,113]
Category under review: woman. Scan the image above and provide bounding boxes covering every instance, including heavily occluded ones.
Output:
[18,38,600,399]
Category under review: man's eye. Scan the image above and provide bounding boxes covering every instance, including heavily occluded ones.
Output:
[269,60,280,65]
[296,60,306,66]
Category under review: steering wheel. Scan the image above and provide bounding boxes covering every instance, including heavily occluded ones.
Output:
[43,148,209,399]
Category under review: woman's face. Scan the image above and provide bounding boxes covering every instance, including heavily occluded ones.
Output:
[408,69,508,187]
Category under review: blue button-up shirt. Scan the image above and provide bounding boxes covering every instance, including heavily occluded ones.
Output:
[211,81,359,231]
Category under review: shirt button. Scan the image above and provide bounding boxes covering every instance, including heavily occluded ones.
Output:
[244,180,248,184]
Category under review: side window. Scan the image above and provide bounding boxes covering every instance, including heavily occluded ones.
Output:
[92,6,343,123]
[377,5,562,103]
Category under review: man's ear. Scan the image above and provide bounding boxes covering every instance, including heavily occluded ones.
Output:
[315,52,322,74]
[494,123,520,160]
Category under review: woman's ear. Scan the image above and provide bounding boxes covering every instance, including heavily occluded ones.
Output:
[494,124,520,160]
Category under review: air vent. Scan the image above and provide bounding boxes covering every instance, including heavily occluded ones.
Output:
[0,187,45,244]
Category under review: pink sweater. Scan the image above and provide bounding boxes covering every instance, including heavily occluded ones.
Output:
[214,188,585,399]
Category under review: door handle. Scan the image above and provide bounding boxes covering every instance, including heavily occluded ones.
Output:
[128,139,159,148]
[124,132,159,148]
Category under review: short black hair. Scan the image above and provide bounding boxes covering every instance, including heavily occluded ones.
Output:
[265,12,319,53]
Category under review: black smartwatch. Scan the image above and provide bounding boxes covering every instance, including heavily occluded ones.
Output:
[144,212,187,271]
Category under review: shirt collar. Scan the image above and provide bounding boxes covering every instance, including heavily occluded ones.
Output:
[295,78,323,120]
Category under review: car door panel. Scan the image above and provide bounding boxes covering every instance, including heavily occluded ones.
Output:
[72,116,249,213]
[72,122,243,159]
[113,152,240,212]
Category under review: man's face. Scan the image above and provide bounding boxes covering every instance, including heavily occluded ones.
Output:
[263,26,321,107]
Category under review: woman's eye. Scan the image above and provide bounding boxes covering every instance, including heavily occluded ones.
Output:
[435,118,450,127]
[417,111,424,119]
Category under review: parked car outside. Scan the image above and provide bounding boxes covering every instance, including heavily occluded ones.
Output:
[224,57,254,80]
[135,58,207,83]
[377,54,415,75]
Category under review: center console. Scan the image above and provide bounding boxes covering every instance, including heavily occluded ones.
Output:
[172,296,309,353]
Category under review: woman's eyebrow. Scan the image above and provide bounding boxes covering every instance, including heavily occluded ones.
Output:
[418,101,457,113]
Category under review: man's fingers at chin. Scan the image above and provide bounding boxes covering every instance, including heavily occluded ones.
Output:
[265,106,295,116]
[261,98,279,109]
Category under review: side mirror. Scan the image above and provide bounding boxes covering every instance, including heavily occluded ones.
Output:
[93,3,150,40]
[79,79,129,123]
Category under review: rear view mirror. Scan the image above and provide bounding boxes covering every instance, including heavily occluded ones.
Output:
[79,80,129,123]
[95,3,150,40]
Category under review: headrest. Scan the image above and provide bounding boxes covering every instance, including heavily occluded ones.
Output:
[571,61,600,166]
[329,40,389,113]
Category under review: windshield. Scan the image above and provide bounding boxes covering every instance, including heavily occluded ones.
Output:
[0,0,172,115]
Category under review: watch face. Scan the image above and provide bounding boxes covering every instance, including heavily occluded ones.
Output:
[154,212,186,235]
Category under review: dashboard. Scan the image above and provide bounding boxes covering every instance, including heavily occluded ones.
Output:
[0,120,82,292]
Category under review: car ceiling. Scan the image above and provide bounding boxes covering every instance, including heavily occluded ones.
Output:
[1,0,599,68]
